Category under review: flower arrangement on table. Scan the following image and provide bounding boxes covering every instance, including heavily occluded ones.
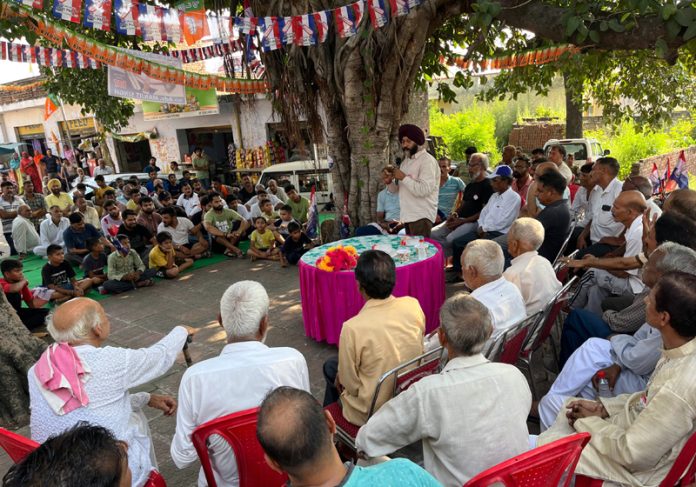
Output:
[316,245,359,272]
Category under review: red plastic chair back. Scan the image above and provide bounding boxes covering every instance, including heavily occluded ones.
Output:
[464,432,591,487]
[144,470,167,487]
[0,428,39,464]
[395,352,443,393]
[191,407,287,487]
[499,326,529,365]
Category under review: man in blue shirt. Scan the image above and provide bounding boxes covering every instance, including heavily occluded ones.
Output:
[437,157,466,218]
[63,212,114,265]
[355,166,402,236]
[257,387,441,487]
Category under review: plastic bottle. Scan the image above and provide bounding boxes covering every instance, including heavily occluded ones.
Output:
[417,238,428,260]
[595,370,613,398]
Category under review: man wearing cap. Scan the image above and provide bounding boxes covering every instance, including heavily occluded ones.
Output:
[45,179,73,217]
[450,165,521,277]
[391,124,439,237]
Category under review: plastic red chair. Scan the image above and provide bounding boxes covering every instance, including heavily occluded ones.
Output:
[191,407,287,487]
[0,427,166,486]
[464,432,591,486]
[575,429,696,487]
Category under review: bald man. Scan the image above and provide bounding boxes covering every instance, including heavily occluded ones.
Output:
[663,188,696,221]
[11,204,39,257]
[622,175,662,220]
[569,191,648,316]
[28,298,197,487]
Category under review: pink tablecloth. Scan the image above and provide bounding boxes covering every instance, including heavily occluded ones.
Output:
[299,239,445,345]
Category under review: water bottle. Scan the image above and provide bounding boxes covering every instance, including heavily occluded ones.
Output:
[595,370,613,398]
[417,238,428,260]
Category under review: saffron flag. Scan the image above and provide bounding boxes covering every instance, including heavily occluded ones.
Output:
[334,5,358,38]
[649,162,661,194]
[312,11,330,43]
[292,14,317,46]
[178,0,209,45]
[367,0,388,28]
[259,17,282,51]
[114,0,139,36]
[53,0,82,23]
[669,150,689,190]
[389,0,409,16]
[44,94,59,121]
[306,186,318,238]
[83,0,112,30]
[138,4,164,41]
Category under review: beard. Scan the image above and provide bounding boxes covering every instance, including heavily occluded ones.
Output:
[512,171,522,179]
[403,145,418,157]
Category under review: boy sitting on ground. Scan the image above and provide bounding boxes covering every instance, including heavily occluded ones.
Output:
[80,237,108,292]
[104,235,157,294]
[41,244,93,303]
[0,259,49,331]
[257,199,279,223]
[248,216,284,262]
[272,204,298,239]
[149,231,194,279]
[280,222,314,267]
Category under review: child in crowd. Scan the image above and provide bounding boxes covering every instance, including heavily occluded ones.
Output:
[280,221,313,267]
[248,216,284,262]
[41,244,93,303]
[81,238,108,292]
[258,199,279,222]
[1,259,49,330]
[150,231,194,279]
[272,204,298,238]
[104,235,157,294]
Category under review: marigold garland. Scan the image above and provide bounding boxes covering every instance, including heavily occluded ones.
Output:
[316,245,358,272]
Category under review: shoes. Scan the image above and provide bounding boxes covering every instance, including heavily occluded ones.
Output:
[155,271,166,279]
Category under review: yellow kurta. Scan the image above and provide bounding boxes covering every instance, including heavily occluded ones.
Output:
[539,337,696,486]
[338,295,425,426]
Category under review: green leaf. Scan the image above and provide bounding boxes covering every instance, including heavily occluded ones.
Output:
[488,2,501,17]
[609,19,626,32]
[666,19,682,40]
[566,16,581,37]
[674,8,695,27]
[589,30,600,43]
[655,37,668,58]
[600,20,609,32]
[661,4,677,20]
[684,23,696,41]
[620,12,632,23]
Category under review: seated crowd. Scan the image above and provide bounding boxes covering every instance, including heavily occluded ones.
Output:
[3,134,696,487]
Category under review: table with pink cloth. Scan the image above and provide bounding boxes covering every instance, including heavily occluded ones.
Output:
[299,235,445,345]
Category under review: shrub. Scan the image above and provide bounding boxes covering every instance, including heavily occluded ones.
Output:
[429,103,501,164]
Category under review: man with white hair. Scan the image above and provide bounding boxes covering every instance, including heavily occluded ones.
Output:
[503,218,561,315]
[245,186,283,210]
[538,242,696,429]
[11,204,39,258]
[29,298,193,487]
[461,240,526,338]
[34,205,70,257]
[171,280,310,487]
[267,179,288,202]
[356,294,531,486]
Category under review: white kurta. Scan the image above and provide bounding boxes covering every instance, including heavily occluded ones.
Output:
[11,215,40,254]
[471,277,527,339]
[503,251,561,315]
[356,354,532,486]
[397,149,440,224]
[34,216,70,256]
[29,326,188,487]
[171,341,310,487]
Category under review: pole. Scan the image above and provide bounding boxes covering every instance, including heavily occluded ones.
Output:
[57,97,76,157]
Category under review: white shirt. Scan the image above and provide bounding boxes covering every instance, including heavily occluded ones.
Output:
[571,186,591,226]
[503,251,562,315]
[171,341,310,487]
[623,215,645,294]
[93,166,114,176]
[471,277,527,339]
[235,204,251,220]
[158,217,195,246]
[268,186,288,202]
[38,216,70,248]
[397,149,440,223]
[11,215,40,254]
[647,198,663,220]
[245,193,282,209]
[29,327,188,487]
[478,187,521,234]
[589,178,624,242]
[557,162,573,183]
[176,193,202,218]
[356,354,532,486]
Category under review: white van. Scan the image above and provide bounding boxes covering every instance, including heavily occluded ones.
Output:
[259,160,333,205]
[543,138,608,168]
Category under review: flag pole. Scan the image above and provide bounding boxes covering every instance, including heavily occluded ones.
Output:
[50,68,76,159]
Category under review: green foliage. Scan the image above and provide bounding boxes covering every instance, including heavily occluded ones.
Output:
[429,103,501,163]
[587,116,695,178]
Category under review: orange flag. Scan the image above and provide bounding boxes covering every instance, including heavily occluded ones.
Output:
[44,94,59,120]
[179,0,209,45]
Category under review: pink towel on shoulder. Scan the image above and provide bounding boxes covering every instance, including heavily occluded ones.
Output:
[34,343,91,415]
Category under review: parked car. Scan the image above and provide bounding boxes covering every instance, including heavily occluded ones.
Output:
[259,160,333,205]
[543,138,609,168]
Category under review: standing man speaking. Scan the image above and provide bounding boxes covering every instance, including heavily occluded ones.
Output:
[392,124,439,237]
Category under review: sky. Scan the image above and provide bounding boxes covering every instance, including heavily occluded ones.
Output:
[0,60,39,84]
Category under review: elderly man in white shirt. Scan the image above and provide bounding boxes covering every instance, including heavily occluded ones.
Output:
[266,179,288,203]
[571,190,647,316]
[356,294,531,486]
[11,204,40,257]
[503,218,561,315]
[245,186,283,210]
[34,205,70,257]
[171,281,310,487]
[391,124,440,237]
[29,298,194,487]
[462,239,526,339]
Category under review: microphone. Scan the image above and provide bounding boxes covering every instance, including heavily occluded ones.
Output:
[395,157,402,168]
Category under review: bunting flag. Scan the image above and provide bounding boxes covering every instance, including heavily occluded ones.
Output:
[179,0,209,45]
[14,0,43,9]
[334,4,361,38]
[0,41,101,69]
[114,0,139,35]
[83,0,112,30]
[669,150,689,190]
[293,14,317,46]
[389,0,409,17]
[138,3,164,41]
[162,8,182,42]
[53,0,82,23]
[280,16,294,45]
[649,162,661,194]
[313,11,330,43]
[259,16,282,51]
[44,94,59,120]
[367,0,388,28]
[234,15,258,35]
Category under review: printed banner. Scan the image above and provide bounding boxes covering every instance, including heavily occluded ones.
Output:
[108,48,186,103]
[259,16,282,51]
[53,0,82,23]
[163,8,182,43]
[367,0,388,28]
[142,87,219,121]
[114,0,139,35]
[83,0,112,30]
[138,3,164,41]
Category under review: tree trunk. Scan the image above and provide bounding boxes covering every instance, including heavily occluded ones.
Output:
[0,293,47,428]
[564,72,584,138]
